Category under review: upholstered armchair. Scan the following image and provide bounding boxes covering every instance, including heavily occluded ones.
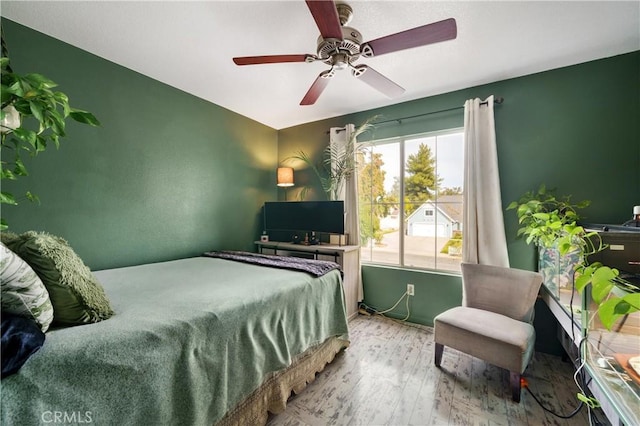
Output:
[433,262,543,402]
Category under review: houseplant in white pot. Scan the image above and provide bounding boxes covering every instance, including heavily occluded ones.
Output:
[508,184,639,330]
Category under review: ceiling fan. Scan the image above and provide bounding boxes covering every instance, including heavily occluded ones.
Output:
[233,0,457,106]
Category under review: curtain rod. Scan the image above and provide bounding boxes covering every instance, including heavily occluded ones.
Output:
[327,96,503,133]
[373,96,504,126]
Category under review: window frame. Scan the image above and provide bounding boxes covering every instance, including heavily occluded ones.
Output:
[359,127,464,273]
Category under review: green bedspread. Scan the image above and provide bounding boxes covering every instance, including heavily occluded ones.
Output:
[1,257,349,425]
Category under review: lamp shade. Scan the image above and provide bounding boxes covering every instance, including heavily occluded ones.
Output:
[277,167,294,187]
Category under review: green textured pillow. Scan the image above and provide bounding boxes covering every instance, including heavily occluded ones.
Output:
[1,232,114,326]
[1,242,54,332]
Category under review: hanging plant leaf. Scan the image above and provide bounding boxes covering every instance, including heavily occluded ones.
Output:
[598,298,625,330]
[69,109,100,126]
[0,191,17,205]
[13,156,27,176]
[590,266,617,303]
[12,127,36,146]
[22,73,57,89]
[25,191,39,204]
[29,100,44,122]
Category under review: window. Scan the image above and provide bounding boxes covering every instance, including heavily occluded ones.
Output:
[358,129,464,273]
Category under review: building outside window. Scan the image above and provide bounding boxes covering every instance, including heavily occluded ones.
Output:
[358,129,464,273]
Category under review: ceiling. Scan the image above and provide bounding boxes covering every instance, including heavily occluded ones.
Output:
[2,1,639,130]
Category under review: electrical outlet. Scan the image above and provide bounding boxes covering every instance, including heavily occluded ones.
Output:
[407,283,415,296]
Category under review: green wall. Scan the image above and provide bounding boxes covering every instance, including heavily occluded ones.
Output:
[361,265,461,325]
[1,20,278,270]
[279,51,640,329]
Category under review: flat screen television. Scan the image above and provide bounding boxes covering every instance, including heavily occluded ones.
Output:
[264,201,345,235]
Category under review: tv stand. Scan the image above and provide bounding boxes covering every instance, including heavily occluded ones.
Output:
[255,241,360,320]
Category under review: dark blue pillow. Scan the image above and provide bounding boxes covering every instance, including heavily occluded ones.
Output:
[1,313,45,378]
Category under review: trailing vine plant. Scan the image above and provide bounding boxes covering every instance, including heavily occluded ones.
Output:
[1,30,100,230]
[508,184,639,330]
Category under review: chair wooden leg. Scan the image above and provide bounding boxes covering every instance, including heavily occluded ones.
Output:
[434,343,444,367]
[510,371,521,403]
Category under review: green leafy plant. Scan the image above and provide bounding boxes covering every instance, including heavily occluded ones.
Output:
[507,184,639,330]
[287,116,377,201]
[1,34,100,230]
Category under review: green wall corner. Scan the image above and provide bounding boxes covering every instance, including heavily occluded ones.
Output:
[1,19,279,270]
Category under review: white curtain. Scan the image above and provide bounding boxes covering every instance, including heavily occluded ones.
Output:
[462,96,510,267]
[330,124,364,302]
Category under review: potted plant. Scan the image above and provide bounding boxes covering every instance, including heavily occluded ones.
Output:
[1,33,100,230]
[507,184,639,330]
[287,116,377,201]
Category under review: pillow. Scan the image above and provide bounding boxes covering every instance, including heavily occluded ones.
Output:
[1,232,114,326]
[1,243,54,332]
[1,313,46,378]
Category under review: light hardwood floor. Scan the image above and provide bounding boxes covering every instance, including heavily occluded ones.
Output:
[268,315,600,426]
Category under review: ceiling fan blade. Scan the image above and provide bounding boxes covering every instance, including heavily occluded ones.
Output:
[300,70,333,106]
[361,18,457,58]
[233,55,310,66]
[305,0,343,40]
[352,65,405,98]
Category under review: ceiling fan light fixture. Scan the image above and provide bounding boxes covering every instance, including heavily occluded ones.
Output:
[331,53,349,70]
[233,1,457,106]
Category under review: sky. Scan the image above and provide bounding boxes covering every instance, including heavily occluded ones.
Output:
[369,130,464,194]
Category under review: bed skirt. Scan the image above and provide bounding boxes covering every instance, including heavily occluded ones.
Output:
[217,336,350,426]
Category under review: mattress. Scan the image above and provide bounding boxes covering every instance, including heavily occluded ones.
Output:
[1,256,349,425]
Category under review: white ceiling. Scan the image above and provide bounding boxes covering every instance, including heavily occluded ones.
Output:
[2,1,639,130]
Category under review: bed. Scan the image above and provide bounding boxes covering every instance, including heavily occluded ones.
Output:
[1,255,350,425]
